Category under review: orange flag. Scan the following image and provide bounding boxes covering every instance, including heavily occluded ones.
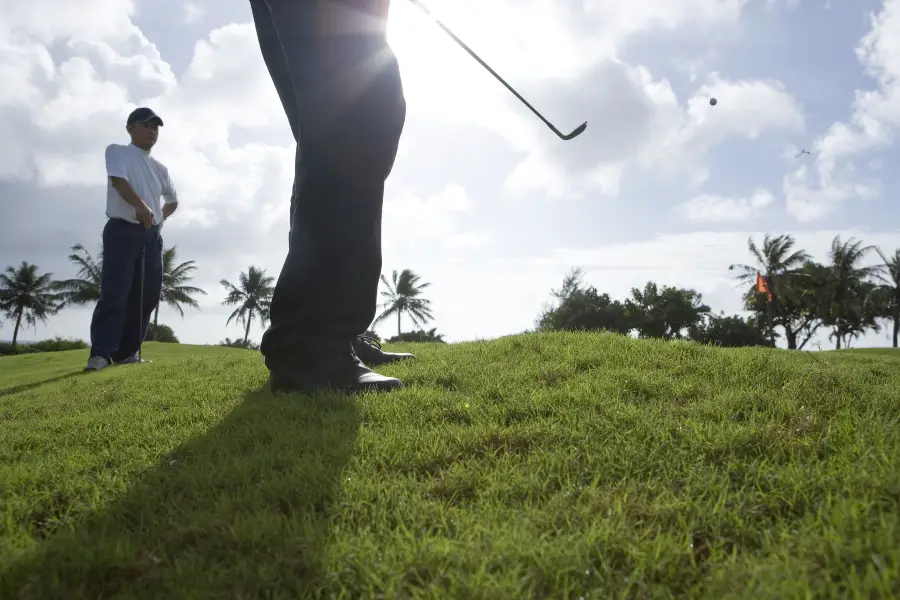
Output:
[756,271,773,301]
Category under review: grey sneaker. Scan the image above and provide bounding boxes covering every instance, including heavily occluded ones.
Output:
[84,356,111,371]
[115,353,150,365]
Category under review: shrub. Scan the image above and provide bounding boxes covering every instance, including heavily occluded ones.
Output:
[217,338,260,351]
[146,323,180,343]
[0,337,89,356]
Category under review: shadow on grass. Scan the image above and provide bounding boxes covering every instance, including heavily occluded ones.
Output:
[0,372,86,398]
[2,385,360,599]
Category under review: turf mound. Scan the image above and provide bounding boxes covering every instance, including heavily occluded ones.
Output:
[1,334,898,598]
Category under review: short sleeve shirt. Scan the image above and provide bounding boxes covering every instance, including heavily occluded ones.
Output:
[105,143,178,226]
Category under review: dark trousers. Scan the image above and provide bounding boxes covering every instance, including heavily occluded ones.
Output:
[249,0,407,369]
[89,218,163,360]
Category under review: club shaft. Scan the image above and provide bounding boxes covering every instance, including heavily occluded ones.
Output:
[138,246,145,358]
[408,0,569,138]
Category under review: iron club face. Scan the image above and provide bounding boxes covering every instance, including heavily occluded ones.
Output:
[560,122,587,140]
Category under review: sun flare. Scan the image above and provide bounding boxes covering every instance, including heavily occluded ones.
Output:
[385,0,522,118]
[387,1,471,107]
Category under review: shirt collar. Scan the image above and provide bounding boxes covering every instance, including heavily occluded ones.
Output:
[129,143,151,156]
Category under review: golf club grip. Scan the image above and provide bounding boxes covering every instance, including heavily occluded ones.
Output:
[407,0,564,136]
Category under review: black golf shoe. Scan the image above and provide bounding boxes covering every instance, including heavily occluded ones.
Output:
[352,335,415,367]
[269,350,403,395]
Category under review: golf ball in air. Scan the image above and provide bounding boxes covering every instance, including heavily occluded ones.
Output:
[709,97,717,106]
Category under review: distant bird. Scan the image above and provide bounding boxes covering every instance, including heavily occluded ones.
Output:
[795,149,811,158]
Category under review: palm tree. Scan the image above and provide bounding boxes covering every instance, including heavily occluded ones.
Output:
[729,233,810,348]
[0,262,62,349]
[154,246,206,328]
[872,248,900,347]
[822,236,880,349]
[729,233,810,298]
[220,266,275,345]
[373,269,434,337]
[53,244,102,308]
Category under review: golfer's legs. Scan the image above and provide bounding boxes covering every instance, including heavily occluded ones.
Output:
[89,219,140,359]
[248,0,304,233]
[256,0,406,369]
[259,1,406,179]
[249,0,301,140]
[114,230,163,361]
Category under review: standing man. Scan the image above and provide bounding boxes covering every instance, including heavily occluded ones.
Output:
[250,0,414,394]
[84,107,178,371]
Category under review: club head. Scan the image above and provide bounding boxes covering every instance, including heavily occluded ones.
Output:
[560,121,587,140]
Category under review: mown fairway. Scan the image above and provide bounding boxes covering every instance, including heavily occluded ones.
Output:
[1,334,898,599]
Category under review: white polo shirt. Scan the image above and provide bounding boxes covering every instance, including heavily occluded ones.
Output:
[105,143,178,226]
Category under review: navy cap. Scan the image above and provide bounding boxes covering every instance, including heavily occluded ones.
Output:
[126,107,164,126]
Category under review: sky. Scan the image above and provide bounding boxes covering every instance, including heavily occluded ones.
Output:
[1,0,900,349]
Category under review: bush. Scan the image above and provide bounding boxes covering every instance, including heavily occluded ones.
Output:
[218,338,260,351]
[689,312,774,348]
[146,323,180,343]
[386,328,446,343]
[0,337,89,356]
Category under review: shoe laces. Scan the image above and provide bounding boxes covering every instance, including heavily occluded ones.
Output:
[357,335,382,350]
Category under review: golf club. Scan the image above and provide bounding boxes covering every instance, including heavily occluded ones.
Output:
[138,245,145,361]
[407,0,587,141]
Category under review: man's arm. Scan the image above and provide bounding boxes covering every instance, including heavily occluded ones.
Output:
[109,177,147,211]
[161,167,179,220]
[106,145,154,227]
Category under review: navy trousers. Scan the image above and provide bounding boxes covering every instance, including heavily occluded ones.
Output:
[88,218,163,361]
[249,0,407,369]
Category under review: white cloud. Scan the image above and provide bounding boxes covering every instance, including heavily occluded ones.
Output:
[0,5,292,222]
[443,231,491,251]
[0,38,53,108]
[391,0,804,201]
[0,0,177,188]
[0,0,137,43]
[678,188,775,222]
[183,2,204,24]
[0,0,296,331]
[783,0,900,221]
[643,74,805,182]
[499,69,804,199]
[672,54,713,83]
[382,184,491,251]
[0,0,805,217]
[507,67,804,197]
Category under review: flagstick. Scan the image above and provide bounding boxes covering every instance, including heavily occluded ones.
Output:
[757,270,776,348]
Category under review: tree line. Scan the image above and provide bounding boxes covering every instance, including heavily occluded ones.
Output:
[4,233,898,352]
[536,269,770,347]
[0,243,442,350]
[537,233,900,350]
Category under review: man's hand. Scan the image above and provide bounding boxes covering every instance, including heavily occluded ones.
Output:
[134,202,154,229]
[110,176,154,228]
[162,202,177,220]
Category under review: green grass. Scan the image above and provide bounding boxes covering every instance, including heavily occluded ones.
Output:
[839,347,900,357]
[1,334,898,599]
